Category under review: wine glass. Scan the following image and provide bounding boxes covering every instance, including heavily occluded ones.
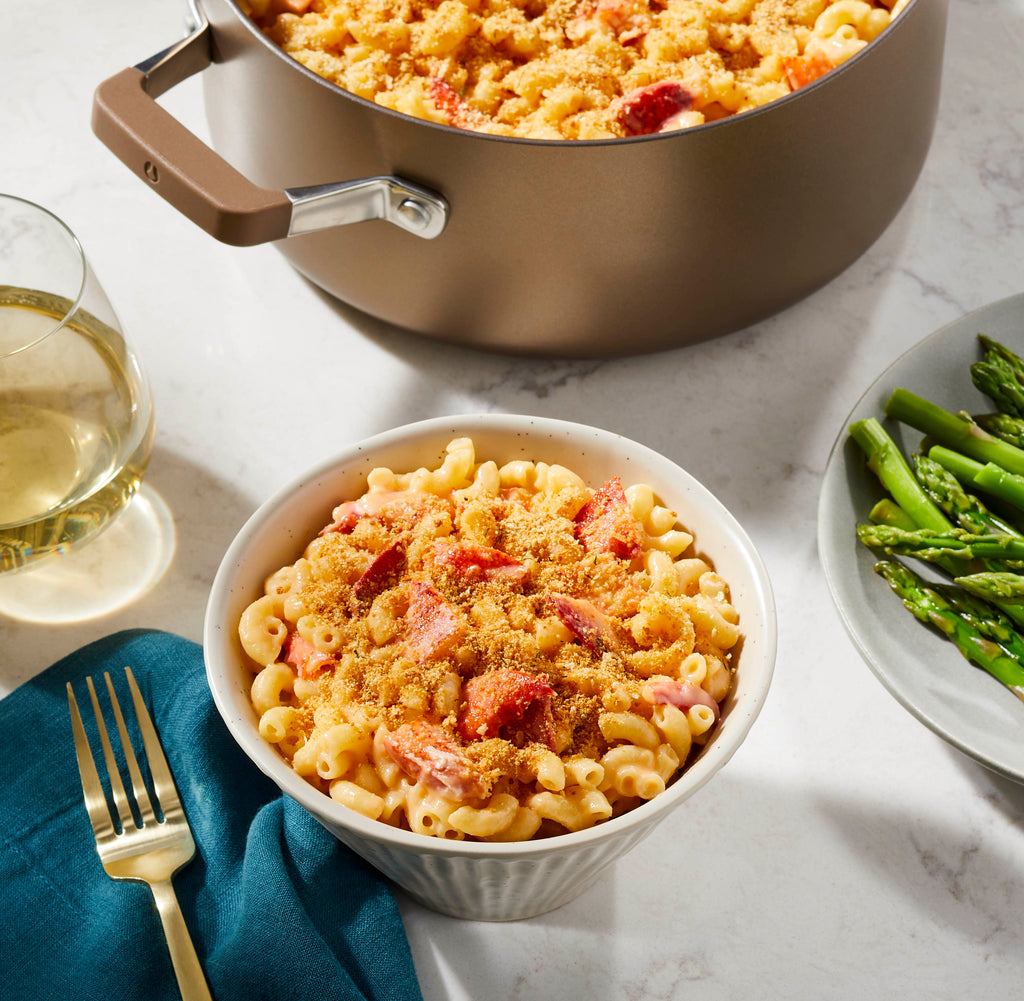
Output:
[0,194,166,621]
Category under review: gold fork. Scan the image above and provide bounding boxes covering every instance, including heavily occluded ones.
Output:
[68,667,213,1001]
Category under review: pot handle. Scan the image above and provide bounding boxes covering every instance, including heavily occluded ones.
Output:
[91,8,448,246]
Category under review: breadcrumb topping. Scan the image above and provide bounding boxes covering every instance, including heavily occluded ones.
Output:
[242,0,904,139]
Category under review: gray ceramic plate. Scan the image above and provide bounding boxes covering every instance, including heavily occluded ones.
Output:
[818,292,1024,783]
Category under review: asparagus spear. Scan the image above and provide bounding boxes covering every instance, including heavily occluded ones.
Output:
[875,559,1024,700]
[928,446,1024,515]
[848,418,952,532]
[869,498,919,531]
[885,388,1024,476]
[978,334,1024,377]
[912,451,1021,536]
[928,444,985,486]
[860,504,976,580]
[973,411,1024,449]
[971,358,1024,418]
[971,335,1024,417]
[857,524,1024,564]
[873,460,1024,617]
[974,463,1024,511]
[955,572,1024,604]
[933,580,1024,658]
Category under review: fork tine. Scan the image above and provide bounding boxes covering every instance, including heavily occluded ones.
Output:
[124,666,183,820]
[85,676,136,832]
[104,672,158,826]
[67,683,117,842]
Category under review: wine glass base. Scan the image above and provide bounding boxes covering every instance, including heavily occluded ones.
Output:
[0,486,175,623]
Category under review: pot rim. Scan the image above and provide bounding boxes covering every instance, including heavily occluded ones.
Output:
[210,0,927,147]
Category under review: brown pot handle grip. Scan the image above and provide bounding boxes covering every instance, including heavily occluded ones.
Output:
[91,14,448,246]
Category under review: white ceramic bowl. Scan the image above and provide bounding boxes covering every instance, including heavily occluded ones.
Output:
[204,414,777,920]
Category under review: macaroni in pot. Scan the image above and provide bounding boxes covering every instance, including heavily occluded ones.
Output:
[242,0,910,139]
[239,438,741,841]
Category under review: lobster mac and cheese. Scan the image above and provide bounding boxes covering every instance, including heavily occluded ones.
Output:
[238,438,741,841]
[242,0,909,140]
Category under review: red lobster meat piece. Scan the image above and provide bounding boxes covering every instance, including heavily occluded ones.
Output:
[573,476,642,560]
[781,51,835,90]
[432,541,529,585]
[353,538,407,602]
[573,0,650,41]
[282,632,335,681]
[642,678,720,721]
[457,670,556,749]
[405,581,466,662]
[500,486,533,508]
[428,78,487,130]
[320,489,450,535]
[546,593,632,656]
[617,81,694,136]
[382,720,490,800]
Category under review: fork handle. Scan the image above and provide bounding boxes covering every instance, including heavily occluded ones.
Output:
[150,879,214,1001]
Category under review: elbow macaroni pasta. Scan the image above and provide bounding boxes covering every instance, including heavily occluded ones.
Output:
[242,0,909,140]
[239,438,741,841]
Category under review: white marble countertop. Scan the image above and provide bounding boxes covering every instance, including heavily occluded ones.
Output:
[4,0,1024,996]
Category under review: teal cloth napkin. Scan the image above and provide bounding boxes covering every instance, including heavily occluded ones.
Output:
[0,629,424,1001]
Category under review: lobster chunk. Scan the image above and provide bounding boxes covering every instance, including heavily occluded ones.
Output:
[320,489,451,535]
[282,632,335,681]
[573,476,642,560]
[500,486,534,508]
[573,0,650,42]
[642,678,720,721]
[353,538,407,602]
[546,593,632,656]
[428,78,488,131]
[782,51,835,90]
[404,581,466,663]
[382,720,490,801]
[617,81,694,136]
[457,670,556,749]
[432,541,529,585]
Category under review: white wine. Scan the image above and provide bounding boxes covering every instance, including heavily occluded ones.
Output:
[0,286,154,572]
